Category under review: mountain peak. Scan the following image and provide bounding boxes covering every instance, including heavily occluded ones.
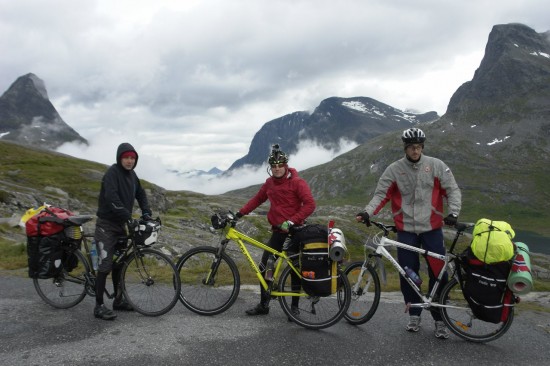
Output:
[0,73,88,149]
[445,23,550,122]
[27,73,49,99]
[228,96,438,170]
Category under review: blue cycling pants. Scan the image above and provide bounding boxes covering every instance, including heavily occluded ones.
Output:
[397,228,448,320]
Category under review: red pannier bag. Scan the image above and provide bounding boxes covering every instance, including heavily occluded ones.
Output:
[25,207,75,279]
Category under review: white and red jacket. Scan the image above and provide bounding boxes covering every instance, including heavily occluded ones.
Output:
[364,154,461,234]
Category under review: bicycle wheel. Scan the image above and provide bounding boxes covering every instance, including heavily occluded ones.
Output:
[33,249,89,309]
[343,261,381,325]
[177,246,240,315]
[439,278,514,343]
[121,248,181,317]
[278,265,351,330]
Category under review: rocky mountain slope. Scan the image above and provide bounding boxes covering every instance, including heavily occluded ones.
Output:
[0,73,88,149]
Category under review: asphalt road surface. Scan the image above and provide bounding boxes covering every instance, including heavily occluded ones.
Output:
[1,272,549,366]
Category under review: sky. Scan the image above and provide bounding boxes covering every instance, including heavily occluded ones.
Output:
[1,0,548,194]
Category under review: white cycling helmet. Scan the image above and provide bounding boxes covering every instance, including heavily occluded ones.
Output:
[402,128,426,144]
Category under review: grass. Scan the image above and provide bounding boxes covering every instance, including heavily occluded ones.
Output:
[0,239,27,270]
[515,301,550,315]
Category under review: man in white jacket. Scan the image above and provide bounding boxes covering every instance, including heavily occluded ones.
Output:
[356,128,462,339]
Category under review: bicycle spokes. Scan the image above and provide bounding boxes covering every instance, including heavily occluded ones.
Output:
[132,253,154,285]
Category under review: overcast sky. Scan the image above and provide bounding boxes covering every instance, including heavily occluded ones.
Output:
[1,0,548,194]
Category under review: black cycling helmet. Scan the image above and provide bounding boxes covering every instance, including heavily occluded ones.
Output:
[268,144,289,165]
[401,128,426,145]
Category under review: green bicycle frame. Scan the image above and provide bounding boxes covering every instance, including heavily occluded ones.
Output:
[224,226,304,298]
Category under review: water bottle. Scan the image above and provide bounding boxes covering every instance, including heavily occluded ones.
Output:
[91,239,99,271]
[265,256,274,281]
[404,266,422,286]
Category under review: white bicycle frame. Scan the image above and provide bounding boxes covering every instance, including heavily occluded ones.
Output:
[370,235,456,310]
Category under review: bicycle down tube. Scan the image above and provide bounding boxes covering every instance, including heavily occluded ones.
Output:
[225,227,301,298]
[373,236,450,307]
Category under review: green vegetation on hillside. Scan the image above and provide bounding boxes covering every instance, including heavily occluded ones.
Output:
[0,141,106,208]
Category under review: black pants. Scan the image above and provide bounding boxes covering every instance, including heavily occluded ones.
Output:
[94,218,126,305]
[258,231,300,307]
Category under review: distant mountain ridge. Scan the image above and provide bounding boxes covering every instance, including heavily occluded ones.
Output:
[228,96,438,170]
[169,167,223,178]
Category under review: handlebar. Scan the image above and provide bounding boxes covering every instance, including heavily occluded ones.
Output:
[359,219,475,236]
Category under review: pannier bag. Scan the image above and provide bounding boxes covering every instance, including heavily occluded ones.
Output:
[63,251,80,273]
[460,248,514,323]
[471,218,515,264]
[25,206,75,279]
[294,224,336,297]
[27,233,66,279]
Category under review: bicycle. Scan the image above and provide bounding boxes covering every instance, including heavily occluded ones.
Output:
[176,211,351,330]
[344,220,515,342]
[32,215,181,317]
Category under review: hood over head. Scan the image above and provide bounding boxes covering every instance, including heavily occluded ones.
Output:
[116,142,139,169]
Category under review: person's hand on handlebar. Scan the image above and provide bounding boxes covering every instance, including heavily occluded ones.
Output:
[141,213,153,221]
[444,213,458,226]
[126,218,139,234]
[355,212,371,227]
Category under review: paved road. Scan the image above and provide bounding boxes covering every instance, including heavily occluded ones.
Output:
[1,273,549,366]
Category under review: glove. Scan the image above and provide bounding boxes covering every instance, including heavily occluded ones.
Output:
[356,212,371,226]
[141,213,153,221]
[235,211,244,219]
[126,218,139,231]
[279,220,294,232]
[444,214,458,226]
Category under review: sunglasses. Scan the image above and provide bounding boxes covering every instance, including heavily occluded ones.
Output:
[270,163,285,169]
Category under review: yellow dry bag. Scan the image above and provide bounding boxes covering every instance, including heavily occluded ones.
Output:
[471,218,515,263]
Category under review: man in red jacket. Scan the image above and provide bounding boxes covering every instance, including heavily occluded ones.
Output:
[236,144,316,316]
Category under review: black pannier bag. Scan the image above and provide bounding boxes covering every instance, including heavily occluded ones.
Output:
[26,236,41,279]
[460,248,514,323]
[63,250,79,273]
[27,233,65,279]
[293,224,336,297]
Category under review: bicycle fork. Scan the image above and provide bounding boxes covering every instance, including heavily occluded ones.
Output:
[204,239,230,286]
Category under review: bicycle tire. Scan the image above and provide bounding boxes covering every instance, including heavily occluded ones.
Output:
[176,246,240,315]
[33,249,89,309]
[439,278,514,343]
[121,247,181,317]
[278,265,351,330]
[343,261,381,325]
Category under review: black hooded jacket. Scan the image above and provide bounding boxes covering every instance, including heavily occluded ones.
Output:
[96,142,151,223]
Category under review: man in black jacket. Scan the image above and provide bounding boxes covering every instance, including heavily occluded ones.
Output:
[93,142,152,320]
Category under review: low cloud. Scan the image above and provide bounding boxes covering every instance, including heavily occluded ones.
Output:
[57,137,358,195]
